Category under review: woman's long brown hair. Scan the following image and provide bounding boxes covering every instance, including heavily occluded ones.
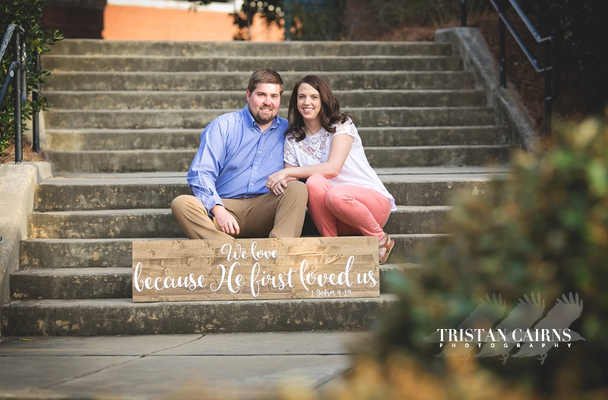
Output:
[287,75,351,142]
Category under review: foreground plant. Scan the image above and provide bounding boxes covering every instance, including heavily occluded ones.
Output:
[369,114,608,398]
[1,0,63,155]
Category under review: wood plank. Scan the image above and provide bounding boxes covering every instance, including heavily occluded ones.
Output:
[132,237,379,302]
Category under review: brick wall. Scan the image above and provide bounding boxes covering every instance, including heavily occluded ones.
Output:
[103,4,284,41]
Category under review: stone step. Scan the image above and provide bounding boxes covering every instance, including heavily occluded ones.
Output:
[49,40,453,57]
[9,264,415,300]
[0,295,396,336]
[45,129,201,151]
[364,145,511,168]
[43,55,464,73]
[10,268,131,300]
[5,36,516,338]
[33,173,500,211]
[43,107,497,130]
[20,238,134,269]
[34,177,190,211]
[27,206,450,240]
[19,234,437,270]
[44,126,509,152]
[46,144,510,174]
[46,90,487,110]
[360,126,509,147]
[44,71,477,91]
[47,149,195,174]
[383,206,450,235]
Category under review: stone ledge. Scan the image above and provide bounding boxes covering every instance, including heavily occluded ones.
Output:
[1,296,396,336]
[0,162,52,308]
[435,27,540,152]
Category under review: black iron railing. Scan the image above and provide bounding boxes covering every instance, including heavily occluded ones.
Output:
[460,0,468,28]
[461,0,558,135]
[32,51,41,153]
[1,24,27,163]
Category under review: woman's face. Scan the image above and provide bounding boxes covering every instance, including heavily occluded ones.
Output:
[297,83,322,126]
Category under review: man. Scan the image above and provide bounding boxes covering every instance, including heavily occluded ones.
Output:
[171,68,308,240]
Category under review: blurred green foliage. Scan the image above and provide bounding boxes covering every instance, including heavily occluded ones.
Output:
[224,0,345,41]
[222,0,491,41]
[284,0,346,41]
[1,0,63,155]
[372,113,608,397]
[231,0,285,41]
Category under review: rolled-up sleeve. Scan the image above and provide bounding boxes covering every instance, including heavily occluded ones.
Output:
[186,119,226,211]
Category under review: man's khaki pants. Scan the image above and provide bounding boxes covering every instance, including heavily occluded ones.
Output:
[171,181,308,240]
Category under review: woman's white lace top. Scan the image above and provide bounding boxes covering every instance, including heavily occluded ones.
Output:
[284,118,396,212]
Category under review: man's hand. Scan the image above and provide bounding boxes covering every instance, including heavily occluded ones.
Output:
[211,205,240,236]
[271,178,296,196]
[267,170,298,196]
[266,170,287,191]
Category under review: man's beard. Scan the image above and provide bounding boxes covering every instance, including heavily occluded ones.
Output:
[250,107,276,125]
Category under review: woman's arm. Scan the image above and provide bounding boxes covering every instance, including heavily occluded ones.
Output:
[267,133,353,189]
[269,162,298,196]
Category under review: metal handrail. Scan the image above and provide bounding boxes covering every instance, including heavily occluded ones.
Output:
[1,24,27,163]
[460,0,467,28]
[461,0,558,135]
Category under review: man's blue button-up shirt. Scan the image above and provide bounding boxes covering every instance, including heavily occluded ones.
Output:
[186,105,288,214]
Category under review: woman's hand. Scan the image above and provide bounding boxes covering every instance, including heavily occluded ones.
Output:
[271,178,293,196]
[266,170,288,192]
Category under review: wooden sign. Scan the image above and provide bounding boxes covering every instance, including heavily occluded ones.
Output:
[132,237,379,302]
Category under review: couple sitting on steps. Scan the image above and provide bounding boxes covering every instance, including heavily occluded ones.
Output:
[171,68,397,264]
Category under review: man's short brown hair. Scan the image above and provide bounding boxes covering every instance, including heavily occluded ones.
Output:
[248,68,284,94]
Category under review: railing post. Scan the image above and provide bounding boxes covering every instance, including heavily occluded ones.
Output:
[544,41,552,136]
[33,51,40,153]
[13,29,23,164]
[460,0,467,27]
[498,0,507,88]
[487,0,558,136]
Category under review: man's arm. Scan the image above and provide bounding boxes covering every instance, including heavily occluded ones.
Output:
[186,118,241,235]
[186,120,226,214]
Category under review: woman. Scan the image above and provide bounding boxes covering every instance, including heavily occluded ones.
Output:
[266,75,396,264]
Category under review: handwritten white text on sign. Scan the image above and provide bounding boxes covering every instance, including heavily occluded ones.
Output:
[132,237,379,302]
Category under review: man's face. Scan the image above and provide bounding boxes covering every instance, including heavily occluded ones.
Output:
[246,83,282,127]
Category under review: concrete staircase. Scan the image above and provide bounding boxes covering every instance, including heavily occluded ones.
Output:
[1,40,512,336]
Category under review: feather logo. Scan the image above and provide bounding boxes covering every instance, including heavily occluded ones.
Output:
[427,293,585,365]
[511,293,585,364]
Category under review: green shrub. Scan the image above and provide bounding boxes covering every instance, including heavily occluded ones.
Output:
[224,0,345,41]
[223,0,492,41]
[190,0,287,41]
[372,114,608,397]
[284,0,346,41]
[1,0,63,155]
[230,0,285,41]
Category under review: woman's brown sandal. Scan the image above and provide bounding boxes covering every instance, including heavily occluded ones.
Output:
[378,234,394,264]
